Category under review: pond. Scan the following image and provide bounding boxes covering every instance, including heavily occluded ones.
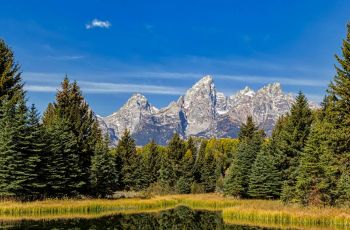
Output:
[0,206,284,230]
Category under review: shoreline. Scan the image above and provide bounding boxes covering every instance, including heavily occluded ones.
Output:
[1,194,350,229]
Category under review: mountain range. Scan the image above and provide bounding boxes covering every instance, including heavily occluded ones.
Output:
[97,75,309,145]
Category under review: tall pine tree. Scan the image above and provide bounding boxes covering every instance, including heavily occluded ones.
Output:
[248,147,281,199]
[91,135,117,197]
[42,77,102,195]
[224,117,264,197]
[269,92,313,202]
[114,129,139,190]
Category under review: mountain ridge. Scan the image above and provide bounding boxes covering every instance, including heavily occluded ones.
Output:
[98,75,312,145]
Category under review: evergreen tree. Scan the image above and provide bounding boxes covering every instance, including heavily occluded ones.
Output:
[20,104,46,199]
[327,23,350,206]
[115,129,139,190]
[91,135,117,197]
[201,151,217,192]
[293,24,350,206]
[176,149,195,194]
[0,40,46,200]
[224,118,264,197]
[159,155,172,188]
[167,133,186,188]
[141,140,161,188]
[336,172,350,207]
[0,39,22,104]
[268,92,313,202]
[0,96,23,197]
[44,118,83,197]
[248,147,281,199]
[238,116,257,140]
[42,77,102,194]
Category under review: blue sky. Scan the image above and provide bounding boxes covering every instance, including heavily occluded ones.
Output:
[1,0,349,116]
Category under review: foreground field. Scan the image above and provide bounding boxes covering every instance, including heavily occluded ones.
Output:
[1,194,350,229]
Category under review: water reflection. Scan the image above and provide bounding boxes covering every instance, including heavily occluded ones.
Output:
[1,206,278,230]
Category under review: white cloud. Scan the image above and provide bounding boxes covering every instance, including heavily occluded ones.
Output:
[99,71,329,87]
[47,55,85,60]
[86,19,111,29]
[25,81,185,95]
[79,81,185,95]
[216,74,329,87]
[25,85,58,92]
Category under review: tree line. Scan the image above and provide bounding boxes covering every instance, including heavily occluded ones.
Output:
[0,22,350,206]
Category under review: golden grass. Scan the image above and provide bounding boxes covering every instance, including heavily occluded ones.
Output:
[1,194,350,229]
[222,199,350,229]
[0,196,178,215]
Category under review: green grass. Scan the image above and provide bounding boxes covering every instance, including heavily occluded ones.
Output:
[1,194,350,229]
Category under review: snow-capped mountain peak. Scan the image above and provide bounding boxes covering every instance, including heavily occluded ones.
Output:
[99,76,312,145]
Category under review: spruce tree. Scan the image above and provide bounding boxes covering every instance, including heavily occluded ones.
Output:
[201,151,218,193]
[91,135,117,197]
[167,133,186,188]
[115,129,139,190]
[42,77,102,194]
[20,104,45,199]
[269,92,313,202]
[238,116,257,140]
[176,149,195,194]
[0,39,22,104]
[0,95,43,199]
[141,140,161,188]
[248,147,281,199]
[44,118,83,197]
[0,96,22,197]
[295,116,338,206]
[324,23,350,204]
[223,117,264,197]
[0,40,46,200]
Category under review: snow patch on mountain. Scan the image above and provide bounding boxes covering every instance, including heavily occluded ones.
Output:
[98,75,316,145]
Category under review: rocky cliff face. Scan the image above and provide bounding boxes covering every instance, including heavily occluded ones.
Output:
[98,75,302,145]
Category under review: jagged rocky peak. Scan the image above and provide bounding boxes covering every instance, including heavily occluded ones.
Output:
[193,74,214,88]
[233,86,255,98]
[183,75,216,105]
[118,93,158,114]
[183,75,217,136]
[241,86,255,96]
[124,93,149,109]
[257,82,282,96]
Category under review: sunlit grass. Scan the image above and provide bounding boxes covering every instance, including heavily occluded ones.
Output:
[2,194,350,229]
[0,196,178,215]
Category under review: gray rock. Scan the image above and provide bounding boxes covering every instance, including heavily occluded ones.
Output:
[99,75,315,145]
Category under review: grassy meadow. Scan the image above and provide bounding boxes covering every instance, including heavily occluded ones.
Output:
[1,194,350,229]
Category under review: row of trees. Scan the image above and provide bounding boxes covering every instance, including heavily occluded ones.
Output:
[0,39,108,199]
[101,131,238,196]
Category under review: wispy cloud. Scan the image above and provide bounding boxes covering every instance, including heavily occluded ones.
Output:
[47,55,85,60]
[86,19,111,29]
[216,74,329,87]
[94,71,329,87]
[79,81,185,95]
[25,85,58,92]
[23,71,329,89]
[24,81,186,95]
